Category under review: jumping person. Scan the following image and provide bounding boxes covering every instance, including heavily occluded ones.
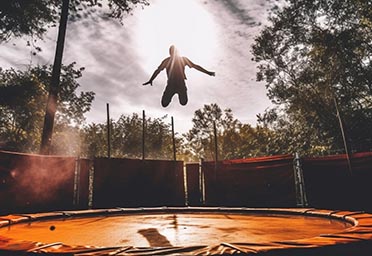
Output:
[143,45,215,107]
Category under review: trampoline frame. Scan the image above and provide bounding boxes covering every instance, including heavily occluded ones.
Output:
[0,207,372,255]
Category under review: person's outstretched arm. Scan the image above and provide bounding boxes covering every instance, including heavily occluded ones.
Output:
[143,68,161,86]
[143,58,168,86]
[186,58,215,76]
[192,63,215,76]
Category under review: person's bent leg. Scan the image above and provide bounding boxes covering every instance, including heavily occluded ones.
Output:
[161,87,174,107]
[178,87,188,106]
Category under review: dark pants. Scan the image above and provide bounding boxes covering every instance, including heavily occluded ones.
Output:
[161,84,188,107]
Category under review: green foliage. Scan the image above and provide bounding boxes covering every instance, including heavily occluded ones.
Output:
[0,67,45,151]
[0,63,94,153]
[185,103,231,160]
[184,103,273,161]
[0,0,58,41]
[80,103,277,161]
[80,122,107,158]
[54,62,95,125]
[81,113,181,160]
[0,0,149,41]
[252,0,372,155]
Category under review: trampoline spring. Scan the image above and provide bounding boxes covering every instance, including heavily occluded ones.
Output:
[220,242,256,253]
[55,211,72,217]
[329,210,342,216]
[0,218,12,226]
[107,246,133,255]
[16,214,34,221]
[27,242,63,252]
[344,211,365,217]
[302,208,316,215]
[319,234,368,241]
[115,207,125,212]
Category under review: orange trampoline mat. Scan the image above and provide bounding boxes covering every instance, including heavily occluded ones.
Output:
[0,207,372,255]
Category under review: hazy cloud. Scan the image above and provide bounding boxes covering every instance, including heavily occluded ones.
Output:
[0,0,276,132]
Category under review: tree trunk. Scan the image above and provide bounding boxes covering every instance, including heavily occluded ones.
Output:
[40,0,70,155]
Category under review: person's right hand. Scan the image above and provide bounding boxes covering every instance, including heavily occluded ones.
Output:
[143,81,152,86]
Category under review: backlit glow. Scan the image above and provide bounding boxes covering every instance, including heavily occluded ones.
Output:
[136,0,219,73]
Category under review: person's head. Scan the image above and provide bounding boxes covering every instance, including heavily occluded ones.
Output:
[169,45,177,56]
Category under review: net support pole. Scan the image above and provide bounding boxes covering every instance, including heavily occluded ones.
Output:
[106,103,111,158]
[142,110,146,160]
[73,156,81,207]
[213,121,218,203]
[171,117,179,199]
[199,158,205,205]
[171,116,176,161]
[293,152,308,207]
[334,97,353,175]
[213,121,218,163]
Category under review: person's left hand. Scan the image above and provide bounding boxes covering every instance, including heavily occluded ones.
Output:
[143,81,152,86]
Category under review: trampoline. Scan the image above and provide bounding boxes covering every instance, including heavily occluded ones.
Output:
[0,207,372,255]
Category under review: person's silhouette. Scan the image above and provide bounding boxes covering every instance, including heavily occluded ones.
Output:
[143,45,215,107]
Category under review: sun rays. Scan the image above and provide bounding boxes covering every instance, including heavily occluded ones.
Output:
[136,0,219,72]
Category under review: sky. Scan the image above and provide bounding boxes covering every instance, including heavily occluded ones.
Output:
[0,0,276,134]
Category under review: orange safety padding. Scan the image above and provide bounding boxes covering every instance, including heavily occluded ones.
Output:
[0,150,76,213]
[202,155,296,207]
[93,158,185,208]
[223,154,293,164]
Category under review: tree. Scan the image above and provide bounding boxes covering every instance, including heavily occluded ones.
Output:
[256,108,336,155]
[1,0,149,154]
[38,0,149,154]
[79,106,275,161]
[252,0,372,155]
[0,0,58,42]
[184,103,276,161]
[0,0,149,42]
[0,63,94,153]
[114,114,179,159]
[184,104,232,161]
[80,123,107,158]
[81,114,182,160]
[226,123,275,158]
[40,0,70,155]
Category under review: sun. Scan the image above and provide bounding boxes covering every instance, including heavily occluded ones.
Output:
[135,0,219,73]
